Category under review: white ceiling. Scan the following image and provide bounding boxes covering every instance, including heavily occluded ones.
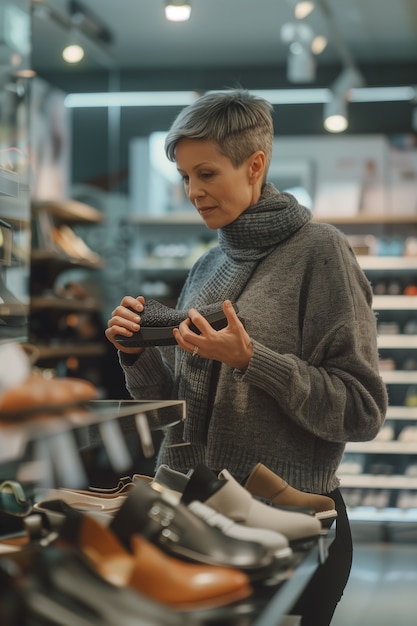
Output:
[31,0,417,75]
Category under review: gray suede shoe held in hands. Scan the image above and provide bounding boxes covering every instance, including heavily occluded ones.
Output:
[115,299,239,347]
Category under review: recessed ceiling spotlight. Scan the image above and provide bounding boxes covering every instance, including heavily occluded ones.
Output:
[165,1,192,22]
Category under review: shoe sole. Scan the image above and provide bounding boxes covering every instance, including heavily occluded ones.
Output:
[316,509,338,528]
[116,306,238,348]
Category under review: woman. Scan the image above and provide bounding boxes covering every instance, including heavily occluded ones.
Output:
[106,89,387,625]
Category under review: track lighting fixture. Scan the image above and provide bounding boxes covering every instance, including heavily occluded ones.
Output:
[165,1,192,22]
[323,95,348,133]
[323,67,365,133]
[34,0,113,65]
[281,22,316,83]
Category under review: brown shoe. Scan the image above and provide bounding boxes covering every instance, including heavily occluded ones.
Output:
[244,463,337,525]
[66,511,253,612]
[0,374,98,418]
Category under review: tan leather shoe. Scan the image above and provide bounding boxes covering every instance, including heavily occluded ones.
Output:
[70,512,253,611]
[0,374,98,417]
[244,463,337,525]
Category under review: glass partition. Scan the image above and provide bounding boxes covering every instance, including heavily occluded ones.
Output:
[0,0,31,344]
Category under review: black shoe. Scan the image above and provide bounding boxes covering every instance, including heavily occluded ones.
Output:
[109,479,276,581]
[115,299,239,347]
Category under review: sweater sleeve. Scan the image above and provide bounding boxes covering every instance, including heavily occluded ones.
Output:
[120,346,175,400]
[235,229,388,443]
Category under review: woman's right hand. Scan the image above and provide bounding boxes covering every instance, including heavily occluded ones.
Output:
[105,295,145,354]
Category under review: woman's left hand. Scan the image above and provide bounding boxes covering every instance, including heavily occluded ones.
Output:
[173,300,253,371]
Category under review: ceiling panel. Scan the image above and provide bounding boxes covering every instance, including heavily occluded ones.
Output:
[31,0,417,73]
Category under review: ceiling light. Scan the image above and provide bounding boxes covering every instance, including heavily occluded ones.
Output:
[350,86,416,102]
[287,42,316,83]
[64,86,416,109]
[323,67,365,132]
[165,1,192,22]
[323,96,348,133]
[281,22,316,83]
[62,42,85,63]
[311,35,327,55]
[294,1,315,19]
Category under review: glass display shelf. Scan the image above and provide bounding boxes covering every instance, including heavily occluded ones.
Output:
[0,399,185,463]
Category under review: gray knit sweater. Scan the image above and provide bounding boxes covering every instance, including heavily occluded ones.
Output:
[121,217,387,494]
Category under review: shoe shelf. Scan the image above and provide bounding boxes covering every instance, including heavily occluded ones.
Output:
[315,214,417,226]
[32,342,107,361]
[0,399,186,475]
[31,248,105,272]
[340,474,417,489]
[378,335,417,348]
[32,199,104,225]
[324,217,417,521]
[28,201,107,382]
[345,441,417,454]
[129,213,202,225]
[30,295,102,314]
[126,217,215,304]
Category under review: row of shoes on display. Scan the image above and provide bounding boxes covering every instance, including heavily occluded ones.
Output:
[0,463,336,625]
[378,356,417,371]
[346,235,417,257]
[373,279,417,296]
[0,372,98,418]
[0,343,102,485]
[374,420,417,442]
[340,453,417,478]
[377,319,417,335]
[343,488,417,510]
[30,282,103,346]
[343,488,391,509]
[31,203,103,269]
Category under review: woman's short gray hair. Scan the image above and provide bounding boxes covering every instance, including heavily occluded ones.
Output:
[164,89,274,173]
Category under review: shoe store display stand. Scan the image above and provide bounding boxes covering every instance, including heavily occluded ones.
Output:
[0,398,334,626]
[251,531,333,626]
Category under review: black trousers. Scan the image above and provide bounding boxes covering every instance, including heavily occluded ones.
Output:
[290,488,353,626]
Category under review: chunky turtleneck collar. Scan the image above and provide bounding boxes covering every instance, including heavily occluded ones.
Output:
[218,183,311,261]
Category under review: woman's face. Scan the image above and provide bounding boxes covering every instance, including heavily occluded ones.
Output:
[175,138,263,229]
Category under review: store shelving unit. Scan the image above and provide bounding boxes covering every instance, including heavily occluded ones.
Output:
[127,214,213,305]
[28,200,107,373]
[328,216,417,522]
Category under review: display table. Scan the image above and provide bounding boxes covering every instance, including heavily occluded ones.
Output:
[0,399,335,626]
